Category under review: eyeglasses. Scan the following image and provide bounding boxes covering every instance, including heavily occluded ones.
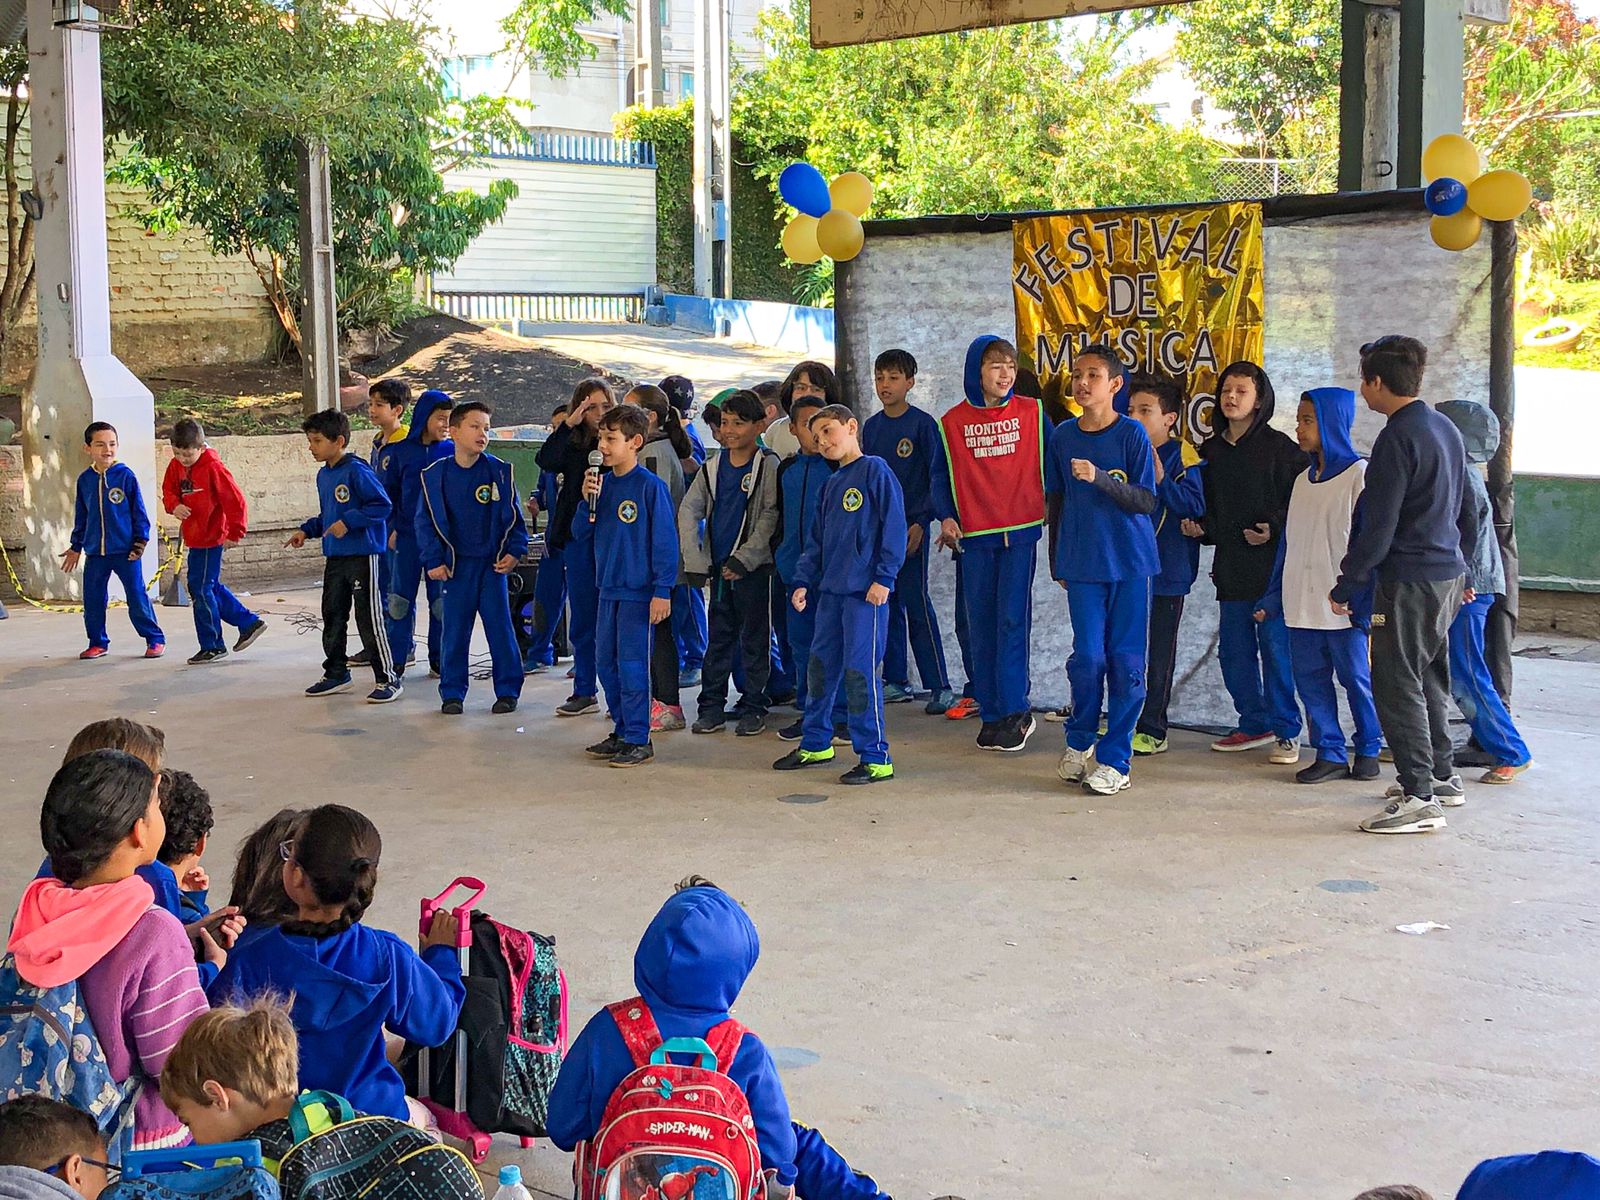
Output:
[49,1157,119,1184]
[279,839,296,863]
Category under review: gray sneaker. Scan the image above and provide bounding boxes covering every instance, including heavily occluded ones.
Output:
[1385,774,1465,806]
[1360,796,1448,834]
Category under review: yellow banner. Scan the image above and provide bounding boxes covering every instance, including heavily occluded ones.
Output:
[1012,202,1264,442]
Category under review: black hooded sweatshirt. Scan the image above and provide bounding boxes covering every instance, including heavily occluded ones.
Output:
[536,420,598,552]
[1197,376,1311,603]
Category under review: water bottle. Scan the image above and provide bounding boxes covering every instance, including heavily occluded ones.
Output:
[493,1164,534,1200]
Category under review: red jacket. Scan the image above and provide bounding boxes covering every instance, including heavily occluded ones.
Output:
[162,448,248,549]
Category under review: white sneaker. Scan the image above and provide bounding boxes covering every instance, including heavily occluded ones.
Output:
[1384,774,1465,806]
[1360,796,1448,834]
[1056,745,1091,783]
[1082,763,1130,795]
[1269,737,1301,765]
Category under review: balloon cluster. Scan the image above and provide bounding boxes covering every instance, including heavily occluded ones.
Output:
[778,162,874,265]
[1421,133,1534,252]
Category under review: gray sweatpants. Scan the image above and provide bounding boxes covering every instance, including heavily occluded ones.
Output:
[1370,576,1464,799]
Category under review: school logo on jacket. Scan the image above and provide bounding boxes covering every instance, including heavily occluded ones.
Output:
[1107,469,1128,483]
[896,438,914,459]
[618,500,639,524]
[334,484,351,503]
[475,483,494,504]
[380,455,391,471]
[740,472,755,495]
[842,488,863,512]
[107,487,126,505]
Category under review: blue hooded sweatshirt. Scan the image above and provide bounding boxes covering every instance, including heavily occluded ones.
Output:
[546,888,798,1187]
[415,452,529,572]
[1151,439,1206,596]
[1457,1151,1600,1200]
[579,462,679,601]
[775,452,835,584]
[208,924,465,1121]
[300,455,390,557]
[793,454,908,598]
[1437,399,1505,597]
[71,462,152,557]
[383,390,455,541]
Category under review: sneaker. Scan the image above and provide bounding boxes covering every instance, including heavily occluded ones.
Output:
[976,721,999,750]
[735,712,767,737]
[1480,762,1530,785]
[1269,738,1301,765]
[367,682,403,704]
[609,742,655,768]
[491,697,518,715]
[233,619,267,652]
[1131,732,1167,756]
[944,696,980,721]
[1211,730,1275,752]
[774,747,835,771]
[692,713,727,734]
[1351,755,1382,781]
[769,690,799,708]
[1385,774,1465,805]
[1042,706,1070,724]
[305,675,352,696]
[680,668,702,687]
[441,700,464,715]
[840,761,894,785]
[650,701,686,732]
[556,695,599,718]
[991,712,1036,753]
[883,683,915,705]
[429,664,442,679]
[1056,745,1091,783]
[143,643,165,659]
[586,734,625,758]
[776,719,804,743]
[1296,759,1348,784]
[79,646,108,660]
[1360,796,1447,834]
[349,647,371,667]
[1082,763,1131,795]
[924,688,956,715]
[523,658,549,675]
[188,647,228,665]
[832,724,851,746]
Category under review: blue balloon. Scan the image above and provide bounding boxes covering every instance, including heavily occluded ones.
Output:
[1424,177,1468,217]
[778,162,831,218]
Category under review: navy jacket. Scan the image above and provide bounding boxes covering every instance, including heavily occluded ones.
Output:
[1044,414,1159,584]
[208,924,465,1122]
[580,462,679,602]
[382,391,455,543]
[862,404,945,528]
[71,463,152,557]
[794,454,907,597]
[775,452,835,584]
[1152,440,1206,596]
[300,455,390,557]
[547,888,798,1185]
[416,452,528,571]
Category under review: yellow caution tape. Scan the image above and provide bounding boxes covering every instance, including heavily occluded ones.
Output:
[0,530,183,614]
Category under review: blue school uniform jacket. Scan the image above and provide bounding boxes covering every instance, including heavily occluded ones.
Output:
[1044,414,1159,584]
[415,452,528,572]
[580,463,679,602]
[793,455,907,598]
[300,456,390,557]
[546,888,799,1187]
[1152,440,1206,597]
[382,390,455,541]
[71,463,152,557]
[775,453,835,585]
[862,405,945,528]
[208,924,465,1122]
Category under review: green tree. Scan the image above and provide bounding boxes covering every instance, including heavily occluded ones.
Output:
[503,0,632,78]
[1,44,35,381]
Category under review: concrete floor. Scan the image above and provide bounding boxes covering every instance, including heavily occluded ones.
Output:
[2,593,1597,1200]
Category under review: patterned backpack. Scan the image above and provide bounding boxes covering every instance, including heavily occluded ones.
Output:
[105,1141,279,1200]
[574,998,762,1200]
[0,951,138,1162]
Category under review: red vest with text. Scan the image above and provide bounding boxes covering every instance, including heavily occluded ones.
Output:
[938,396,1046,537]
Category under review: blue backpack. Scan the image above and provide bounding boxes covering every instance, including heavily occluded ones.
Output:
[0,951,138,1161]
[105,1142,280,1200]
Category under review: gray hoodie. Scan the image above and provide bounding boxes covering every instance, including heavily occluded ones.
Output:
[0,1166,86,1200]
[1437,400,1505,597]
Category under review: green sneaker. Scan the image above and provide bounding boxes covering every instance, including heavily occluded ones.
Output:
[840,761,894,785]
[773,747,836,771]
[1131,733,1168,756]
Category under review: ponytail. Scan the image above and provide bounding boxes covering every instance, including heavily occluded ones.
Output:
[662,404,694,461]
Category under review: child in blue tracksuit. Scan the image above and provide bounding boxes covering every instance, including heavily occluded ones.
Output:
[1438,400,1533,785]
[287,410,398,701]
[416,401,529,714]
[547,882,889,1200]
[1126,378,1206,756]
[1045,346,1159,796]
[208,804,465,1123]
[1255,387,1383,784]
[862,348,955,715]
[776,404,907,785]
[578,405,679,768]
[61,421,165,659]
[382,388,454,676]
[524,402,570,671]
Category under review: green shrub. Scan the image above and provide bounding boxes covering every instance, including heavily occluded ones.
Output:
[1526,206,1600,283]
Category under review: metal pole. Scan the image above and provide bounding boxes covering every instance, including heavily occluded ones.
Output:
[297,139,340,414]
[690,0,712,297]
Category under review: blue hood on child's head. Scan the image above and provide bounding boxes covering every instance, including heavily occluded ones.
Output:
[1457,1150,1600,1200]
[406,390,453,443]
[634,887,759,1020]
[1437,399,1500,465]
[1303,387,1358,481]
[963,336,1015,408]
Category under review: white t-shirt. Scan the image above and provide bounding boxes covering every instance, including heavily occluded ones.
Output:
[1282,460,1367,630]
[762,418,801,459]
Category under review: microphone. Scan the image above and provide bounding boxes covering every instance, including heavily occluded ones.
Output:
[587,450,604,523]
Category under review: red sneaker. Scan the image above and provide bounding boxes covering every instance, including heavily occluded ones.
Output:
[944,695,980,721]
[1210,730,1276,752]
[78,646,108,660]
[144,643,166,659]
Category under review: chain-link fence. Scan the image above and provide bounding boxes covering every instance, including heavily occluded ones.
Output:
[1211,158,1315,201]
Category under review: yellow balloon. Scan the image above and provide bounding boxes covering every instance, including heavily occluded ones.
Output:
[781,215,823,265]
[816,209,865,262]
[1467,169,1533,222]
[1422,133,1484,185]
[1431,210,1483,252]
[829,172,874,218]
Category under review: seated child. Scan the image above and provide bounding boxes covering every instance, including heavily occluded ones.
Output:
[208,804,465,1122]
[157,769,213,924]
[225,809,306,930]
[161,998,301,1164]
[0,1095,114,1200]
[8,751,214,1151]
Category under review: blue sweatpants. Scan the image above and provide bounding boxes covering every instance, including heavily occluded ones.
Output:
[565,535,599,700]
[525,542,567,666]
[597,597,652,746]
[1289,626,1383,764]
[1217,599,1302,740]
[793,1123,888,1200]
[769,580,795,697]
[784,582,846,724]
[187,545,255,652]
[1449,593,1531,767]
[885,535,950,693]
[802,592,890,764]
[83,554,164,649]
[1065,580,1150,774]
[387,535,442,672]
[438,556,523,704]
[953,552,974,696]
[676,583,707,672]
[960,538,1036,723]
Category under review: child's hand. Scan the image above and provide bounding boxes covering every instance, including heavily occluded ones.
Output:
[494,554,517,574]
[525,496,540,520]
[582,473,601,502]
[285,531,307,549]
[866,582,890,606]
[1329,595,1352,617]
[128,547,143,561]
[421,909,458,951]
[326,519,349,539]
[937,518,962,550]
[791,587,807,613]
[1252,609,1268,623]
[197,926,227,968]
[906,523,924,556]
[1463,587,1477,605]
[649,597,671,624]
[60,549,81,573]
[173,504,193,521]
[1151,445,1165,483]
[1242,522,1271,546]
[224,538,242,548]
[182,865,210,893]
[720,565,740,582]
[1180,518,1205,539]
[1070,458,1097,482]
[388,530,398,550]
[427,565,451,581]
